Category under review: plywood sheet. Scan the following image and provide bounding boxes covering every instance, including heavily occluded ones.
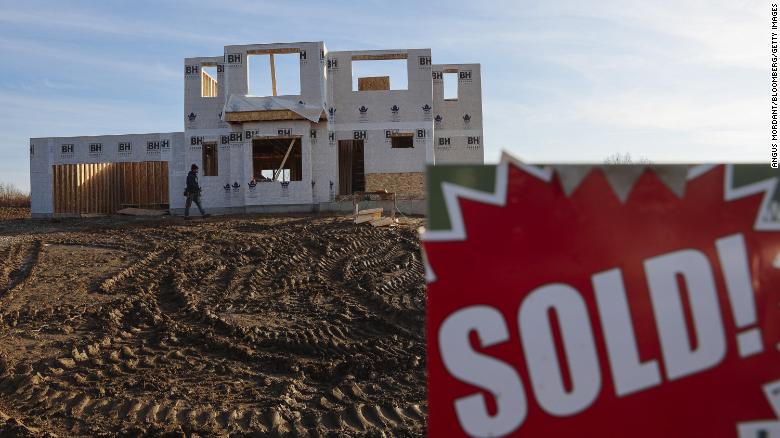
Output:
[358,76,390,91]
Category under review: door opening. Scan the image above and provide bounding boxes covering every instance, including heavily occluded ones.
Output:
[338,140,365,195]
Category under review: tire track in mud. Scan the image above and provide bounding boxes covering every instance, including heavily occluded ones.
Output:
[0,216,427,436]
[0,239,41,294]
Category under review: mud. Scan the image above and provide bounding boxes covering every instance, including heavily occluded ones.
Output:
[0,214,427,437]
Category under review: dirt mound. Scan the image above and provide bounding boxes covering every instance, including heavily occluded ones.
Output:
[0,215,427,436]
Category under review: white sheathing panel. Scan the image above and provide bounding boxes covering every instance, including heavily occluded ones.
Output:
[30,132,184,215]
[180,121,316,209]
[184,56,228,131]
[180,127,240,210]
[222,42,326,108]
[46,132,180,165]
[326,48,434,196]
[29,138,52,215]
[432,63,484,164]
[310,121,337,203]
[241,120,314,206]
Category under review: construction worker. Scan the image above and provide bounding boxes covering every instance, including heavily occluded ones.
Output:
[184,164,210,220]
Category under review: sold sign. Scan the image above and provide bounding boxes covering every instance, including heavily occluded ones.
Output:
[424,163,780,437]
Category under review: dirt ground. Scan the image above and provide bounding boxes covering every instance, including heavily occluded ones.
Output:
[0,213,427,437]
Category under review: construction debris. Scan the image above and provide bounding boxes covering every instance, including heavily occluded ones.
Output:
[355,207,383,224]
[370,217,396,227]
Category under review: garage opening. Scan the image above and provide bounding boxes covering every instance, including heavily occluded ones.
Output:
[252,136,302,182]
[53,161,169,215]
[338,140,365,195]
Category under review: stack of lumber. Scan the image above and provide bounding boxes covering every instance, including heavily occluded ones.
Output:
[354,208,396,227]
[370,217,395,227]
[354,208,382,224]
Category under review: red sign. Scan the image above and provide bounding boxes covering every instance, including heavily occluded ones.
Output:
[424,163,780,437]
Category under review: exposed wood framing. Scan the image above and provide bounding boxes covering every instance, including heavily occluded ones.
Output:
[53,161,169,215]
[201,70,218,97]
[246,47,300,55]
[250,135,302,141]
[351,53,408,61]
[273,138,297,181]
[269,54,278,96]
[358,76,390,91]
[224,110,326,123]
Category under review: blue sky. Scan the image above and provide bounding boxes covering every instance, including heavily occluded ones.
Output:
[0,0,764,191]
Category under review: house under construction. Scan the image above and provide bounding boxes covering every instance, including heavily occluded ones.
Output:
[29,41,483,218]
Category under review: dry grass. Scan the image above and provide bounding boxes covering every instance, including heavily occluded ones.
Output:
[0,182,30,208]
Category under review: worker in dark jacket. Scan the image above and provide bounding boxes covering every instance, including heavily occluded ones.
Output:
[184,164,209,219]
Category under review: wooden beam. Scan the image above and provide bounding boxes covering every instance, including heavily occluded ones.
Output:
[274,138,297,181]
[248,135,302,141]
[351,53,408,61]
[223,109,325,123]
[269,53,277,97]
[246,47,300,55]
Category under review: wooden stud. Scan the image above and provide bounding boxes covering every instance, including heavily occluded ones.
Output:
[72,164,77,213]
[162,162,169,204]
[53,166,59,213]
[57,165,62,214]
[83,164,88,214]
[122,163,127,208]
[126,162,131,207]
[270,53,277,97]
[71,164,76,214]
[101,163,106,214]
[83,163,88,213]
[77,164,82,213]
[53,166,57,213]
[351,53,407,61]
[64,165,68,213]
[135,162,141,207]
[90,164,95,214]
[89,163,93,213]
[246,47,299,56]
[155,162,161,205]
[103,163,107,213]
[146,162,152,207]
[56,165,61,213]
[77,164,81,213]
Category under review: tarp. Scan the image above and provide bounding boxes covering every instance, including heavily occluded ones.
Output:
[222,95,324,123]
